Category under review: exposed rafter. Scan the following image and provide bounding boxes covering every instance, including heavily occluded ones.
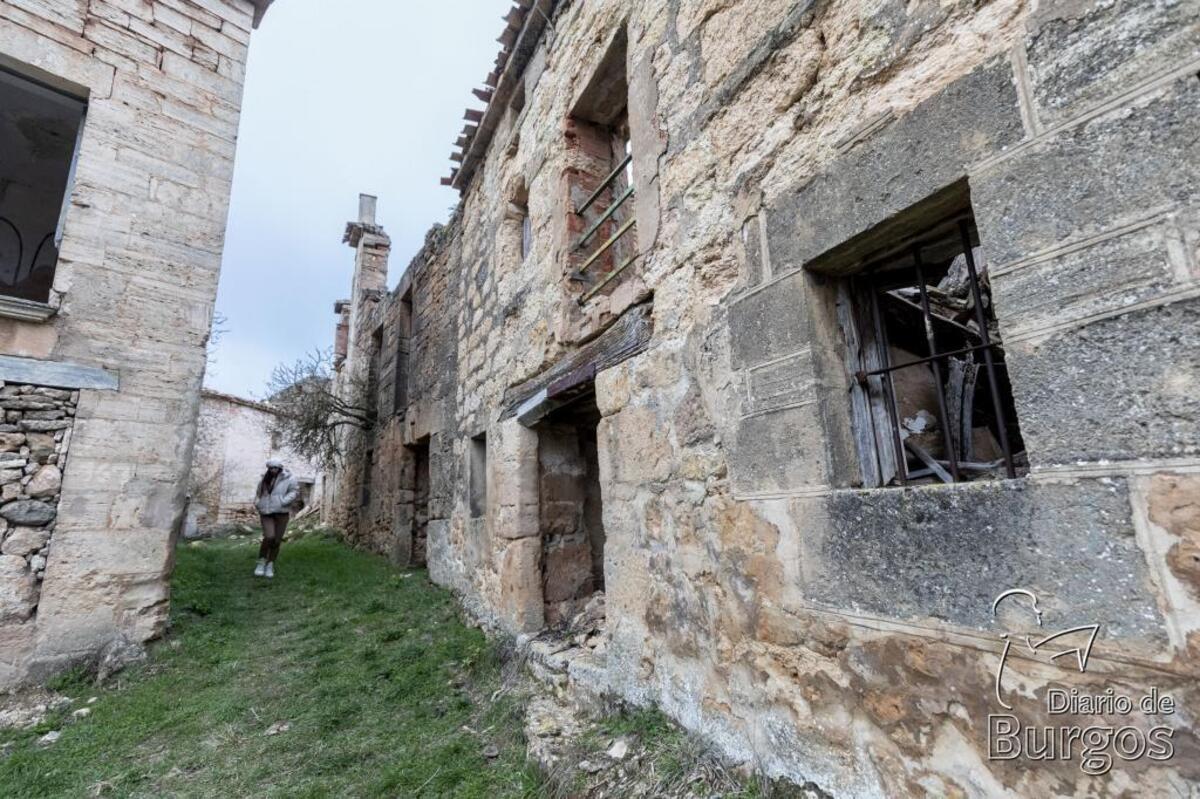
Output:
[440,1,557,192]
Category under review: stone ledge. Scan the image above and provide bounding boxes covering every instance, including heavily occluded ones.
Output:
[0,356,118,392]
[0,297,57,324]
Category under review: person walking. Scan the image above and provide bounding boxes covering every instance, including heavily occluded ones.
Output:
[253,459,300,579]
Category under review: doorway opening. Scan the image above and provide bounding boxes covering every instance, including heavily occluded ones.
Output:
[536,387,605,626]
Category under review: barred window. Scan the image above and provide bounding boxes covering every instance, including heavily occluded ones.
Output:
[839,215,1026,487]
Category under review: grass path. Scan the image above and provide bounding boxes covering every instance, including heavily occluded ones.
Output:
[0,533,541,798]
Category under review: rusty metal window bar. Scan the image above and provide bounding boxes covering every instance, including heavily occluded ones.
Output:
[572,143,637,304]
[850,218,1025,486]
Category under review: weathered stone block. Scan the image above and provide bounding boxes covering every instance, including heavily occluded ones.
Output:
[1007,299,1200,464]
[542,537,592,604]
[1,527,50,557]
[605,406,672,485]
[0,399,57,411]
[0,554,37,623]
[26,465,62,498]
[18,420,71,433]
[728,270,808,368]
[766,57,1024,271]
[745,350,815,415]
[730,403,828,493]
[1024,0,1200,127]
[992,221,1183,336]
[498,537,543,633]
[973,76,1200,266]
[0,500,57,526]
[25,433,55,461]
[804,479,1166,643]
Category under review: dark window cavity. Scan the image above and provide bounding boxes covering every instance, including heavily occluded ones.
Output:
[838,214,1025,487]
[0,67,86,304]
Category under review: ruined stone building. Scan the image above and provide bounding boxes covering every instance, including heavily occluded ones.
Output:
[0,0,271,688]
[185,389,323,538]
[319,1,1200,795]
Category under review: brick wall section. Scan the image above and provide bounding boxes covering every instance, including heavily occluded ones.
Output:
[0,0,263,688]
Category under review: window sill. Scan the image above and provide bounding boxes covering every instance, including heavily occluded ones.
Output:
[0,296,57,323]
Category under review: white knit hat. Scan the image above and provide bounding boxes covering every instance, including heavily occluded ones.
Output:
[266,458,284,469]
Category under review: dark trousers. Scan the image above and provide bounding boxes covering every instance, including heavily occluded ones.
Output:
[258,513,290,563]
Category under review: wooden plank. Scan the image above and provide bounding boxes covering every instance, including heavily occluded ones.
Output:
[960,360,977,461]
[905,440,953,483]
[836,281,881,487]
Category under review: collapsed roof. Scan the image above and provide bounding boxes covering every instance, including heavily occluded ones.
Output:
[442,0,557,193]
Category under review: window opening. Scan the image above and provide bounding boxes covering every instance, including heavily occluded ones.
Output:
[0,67,86,303]
[844,216,1025,487]
[469,433,487,517]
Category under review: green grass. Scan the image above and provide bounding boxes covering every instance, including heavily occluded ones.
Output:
[0,533,542,798]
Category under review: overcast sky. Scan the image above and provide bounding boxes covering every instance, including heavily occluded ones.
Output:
[205,0,509,398]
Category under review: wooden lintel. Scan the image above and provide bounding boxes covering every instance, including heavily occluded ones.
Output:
[501,302,654,420]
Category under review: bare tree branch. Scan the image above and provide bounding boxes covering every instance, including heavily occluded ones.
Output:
[264,348,375,468]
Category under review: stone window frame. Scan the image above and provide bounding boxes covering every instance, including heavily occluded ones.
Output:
[0,64,88,320]
[562,24,639,307]
[506,181,533,265]
[731,58,1031,496]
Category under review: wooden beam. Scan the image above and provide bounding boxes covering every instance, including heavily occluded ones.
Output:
[501,302,654,419]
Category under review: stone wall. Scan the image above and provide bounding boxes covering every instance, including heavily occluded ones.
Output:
[186,390,323,537]
[0,0,268,688]
[0,383,75,626]
[324,1,1200,795]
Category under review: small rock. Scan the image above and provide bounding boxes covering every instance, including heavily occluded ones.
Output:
[26,465,61,498]
[72,707,90,720]
[578,758,605,774]
[607,738,630,760]
[265,721,291,736]
[481,743,500,759]
[38,730,60,746]
[1,527,50,558]
[0,554,36,622]
[86,697,98,705]
[0,500,56,526]
[529,717,561,738]
[96,635,146,682]
[17,420,70,433]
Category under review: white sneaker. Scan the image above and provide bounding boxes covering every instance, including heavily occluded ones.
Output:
[264,562,275,579]
[254,560,266,577]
